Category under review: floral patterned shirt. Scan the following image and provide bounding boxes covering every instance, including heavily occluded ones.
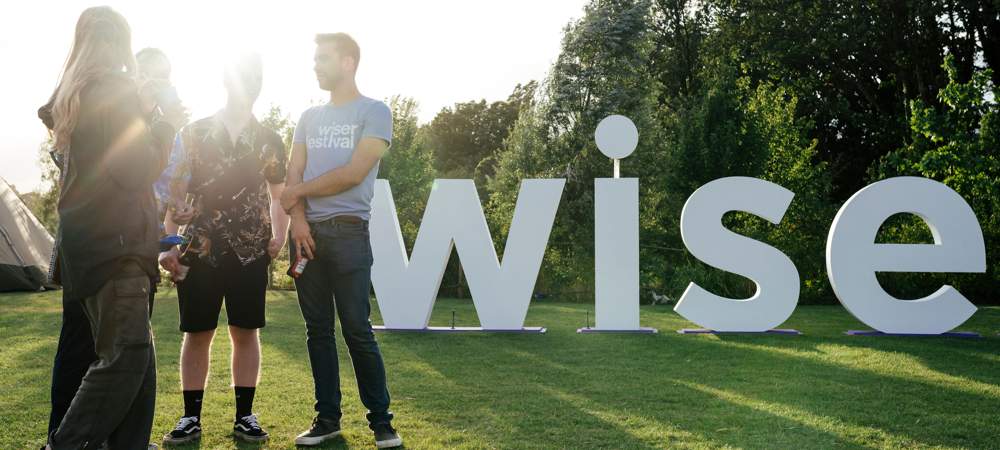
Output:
[167,113,286,267]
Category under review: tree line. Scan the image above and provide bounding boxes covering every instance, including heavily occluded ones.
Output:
[24,0,1000,304]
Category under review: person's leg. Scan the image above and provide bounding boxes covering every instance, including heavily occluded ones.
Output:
[160,327,212,445]
[105,331,156,449]
[180,330,215,391]
[47,293,97,435]
[292,229,343,422]
[175,258,225,418]
[229,326,260,387]
[328,222,393,428]
[229,321,267,440]
[161,259,224,445]
[229,325,260,416]
[104,277,158,448]
[49,262,155,450]
[223,252,268,421]
[160,329,214,444]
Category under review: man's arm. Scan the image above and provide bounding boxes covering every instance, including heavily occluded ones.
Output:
[163,176,192,236]
[159,176,188,276]
[164,208,182,236]
[267,182,290,258]
[159,134,192,275]
[284,142,307,218]
[285,141,316,259]
[162,133,193,233]
[280,137,387,211]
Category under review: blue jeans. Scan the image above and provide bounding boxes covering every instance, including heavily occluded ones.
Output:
[292,218,393,427]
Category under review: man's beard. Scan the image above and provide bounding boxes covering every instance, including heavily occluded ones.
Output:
[321,72,342,90]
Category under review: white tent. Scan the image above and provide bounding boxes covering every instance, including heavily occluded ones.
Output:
[0,177,55,291]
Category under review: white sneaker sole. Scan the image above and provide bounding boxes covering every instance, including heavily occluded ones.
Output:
[376,435,403,448]
[162,430,201,445]
[294,430,341,446]
[233,430,269,443]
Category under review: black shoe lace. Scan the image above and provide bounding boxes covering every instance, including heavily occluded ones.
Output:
[175,416,198,431]
[240,414,262,431]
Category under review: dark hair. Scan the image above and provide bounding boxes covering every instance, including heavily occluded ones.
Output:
[315,33,360,68]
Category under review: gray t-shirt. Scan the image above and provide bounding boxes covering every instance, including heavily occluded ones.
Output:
[293,96,392,222]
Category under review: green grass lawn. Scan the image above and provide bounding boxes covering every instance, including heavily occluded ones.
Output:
[2,290,999,449]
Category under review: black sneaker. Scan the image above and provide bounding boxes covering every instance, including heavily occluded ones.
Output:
[233,413,269,443]
[294,416,342,446]
[162,416,201,445]
[373,423,403,449]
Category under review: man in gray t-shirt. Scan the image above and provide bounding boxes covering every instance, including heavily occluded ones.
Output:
[280,32,403,449]
[292,96,392,222]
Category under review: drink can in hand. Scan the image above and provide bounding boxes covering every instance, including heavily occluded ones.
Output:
[289,257,309,279]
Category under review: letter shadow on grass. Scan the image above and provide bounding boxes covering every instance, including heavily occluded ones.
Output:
[361,297,1000,449]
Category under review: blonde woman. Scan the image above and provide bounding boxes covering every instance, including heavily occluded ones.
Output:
[41,6,184,449]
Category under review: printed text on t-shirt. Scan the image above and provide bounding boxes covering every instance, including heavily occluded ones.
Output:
[308,124,360,150]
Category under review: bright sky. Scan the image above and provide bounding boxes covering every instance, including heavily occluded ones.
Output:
[0,0,587,193]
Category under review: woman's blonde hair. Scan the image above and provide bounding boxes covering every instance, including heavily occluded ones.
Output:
[52,6,136,152]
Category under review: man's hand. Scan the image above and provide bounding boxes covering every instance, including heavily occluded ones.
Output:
[158,248,181,274]
[171,202,195,225]
[280,185,301,213]
[139,79,188,130]
[290,216,315,260]
[159,102,190,132]
[267,236,285,259]
[138,79,168,116]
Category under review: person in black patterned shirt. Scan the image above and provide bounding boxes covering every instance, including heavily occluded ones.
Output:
[158,53,288,444]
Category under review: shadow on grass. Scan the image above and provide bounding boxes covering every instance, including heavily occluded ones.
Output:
[6,291,998,449]
[351,300,1000,449]
[721,305,1000,390]
[385,327,998,448]
[270,301,787,447]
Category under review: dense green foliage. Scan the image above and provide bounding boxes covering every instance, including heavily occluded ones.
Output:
[23,0,999,304]
[874,55,1000,302]
[481,0,998,304]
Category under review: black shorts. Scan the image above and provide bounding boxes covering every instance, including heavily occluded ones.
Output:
[176,253,270,332]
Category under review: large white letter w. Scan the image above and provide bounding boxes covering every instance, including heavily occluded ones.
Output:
[370,179,565,330]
